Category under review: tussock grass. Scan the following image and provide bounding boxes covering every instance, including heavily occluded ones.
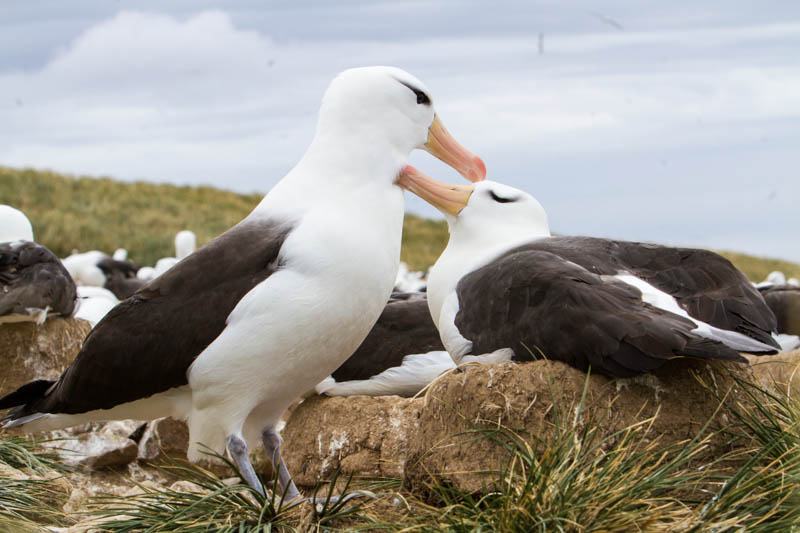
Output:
[4,166,798,276]
[685,377,800,531]
[374,374,800,533]
[0,436,68,531]
[387,375,714,532]
[86,451,373,532]
[0,436,64,475]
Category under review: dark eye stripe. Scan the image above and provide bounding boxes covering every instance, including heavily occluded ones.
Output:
[397,80,431,106]
[490,190,516,203]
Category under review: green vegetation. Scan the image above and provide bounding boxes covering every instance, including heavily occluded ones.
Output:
[0,166,262,269]
[87,452,382,532]
[2,166,798,278]
[0,437,69,531]
[718,250,800,285]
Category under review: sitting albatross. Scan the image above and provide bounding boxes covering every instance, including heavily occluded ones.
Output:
[398,168,779,377]
[0,67,486,502]
[0,205,77,325]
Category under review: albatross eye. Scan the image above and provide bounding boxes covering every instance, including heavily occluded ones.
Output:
[397,80,431,106]
[490,190,516,203]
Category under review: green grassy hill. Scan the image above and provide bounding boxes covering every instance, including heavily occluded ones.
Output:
[1,165,798,280]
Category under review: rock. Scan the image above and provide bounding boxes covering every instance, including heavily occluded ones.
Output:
[104,420,146,440]
[137,417,190,462]
[283,394,422,487]
[747,349,800,398]
[404,358,755,493]
[0,317,91,399]
[62,487,89,514]
[52,423,139,469]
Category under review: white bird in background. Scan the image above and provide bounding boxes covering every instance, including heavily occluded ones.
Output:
[61,250,108,287]
[0,205,34,243]
[152,229,197,277]
[394,261,427,292]
[175,230,196,260]
[136,266,156,281]
[74,286,119,327]
[0,66,486,504]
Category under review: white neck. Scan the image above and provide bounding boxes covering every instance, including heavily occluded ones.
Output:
[251,125,408,222]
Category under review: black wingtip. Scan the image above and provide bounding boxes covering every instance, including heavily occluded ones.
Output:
[0,379,54,411]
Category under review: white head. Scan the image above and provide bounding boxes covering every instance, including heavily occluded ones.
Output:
[397,168,551,325]
[766,270,786,285]
[0,205,34,242]
[398,169,550,249]
[445,180,550,249]
[303,66,485,186]
[174,230,196,260]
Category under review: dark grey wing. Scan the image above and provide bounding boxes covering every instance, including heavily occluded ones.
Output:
[454,249,746,378]
[332,291,444,382]
[8,218,293,416]
[759,284,800,335]
[524,237,778,348]
[0,242,77,318]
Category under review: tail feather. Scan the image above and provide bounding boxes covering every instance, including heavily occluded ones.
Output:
[680,337,748,363]
[0,379,54,425]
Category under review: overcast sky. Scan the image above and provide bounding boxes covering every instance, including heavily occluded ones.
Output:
[1,1,798,263]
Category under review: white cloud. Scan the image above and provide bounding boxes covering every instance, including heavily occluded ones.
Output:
[0,8,798,261]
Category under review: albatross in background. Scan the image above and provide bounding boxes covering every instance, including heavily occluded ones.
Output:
[0,67,486,503]
[0,205,34,243]
[0,205,77,325]
[757,283,800,351]
[397,167,780,377]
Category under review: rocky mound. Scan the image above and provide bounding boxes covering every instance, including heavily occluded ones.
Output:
[283,356,775,493]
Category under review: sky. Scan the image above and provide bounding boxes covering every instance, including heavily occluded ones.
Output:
[1,1,798,263]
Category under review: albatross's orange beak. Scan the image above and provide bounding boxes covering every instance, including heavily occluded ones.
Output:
[424,114,486,183]
[396,165,474,216]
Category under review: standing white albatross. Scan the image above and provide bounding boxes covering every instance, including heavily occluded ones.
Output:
[398,168,780,377]
[0,67,486,502]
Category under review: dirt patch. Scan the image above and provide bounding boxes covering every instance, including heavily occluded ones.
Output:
[282,394,422,487]
[746,349,800,399]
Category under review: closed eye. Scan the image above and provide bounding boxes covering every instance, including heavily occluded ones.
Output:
[490,190,517,203]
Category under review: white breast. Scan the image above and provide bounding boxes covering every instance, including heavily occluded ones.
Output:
[187,181,405,425]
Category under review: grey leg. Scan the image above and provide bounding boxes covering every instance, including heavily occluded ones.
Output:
[262,427,370,510]
[226,434,264,497]
[262,427,301,502]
